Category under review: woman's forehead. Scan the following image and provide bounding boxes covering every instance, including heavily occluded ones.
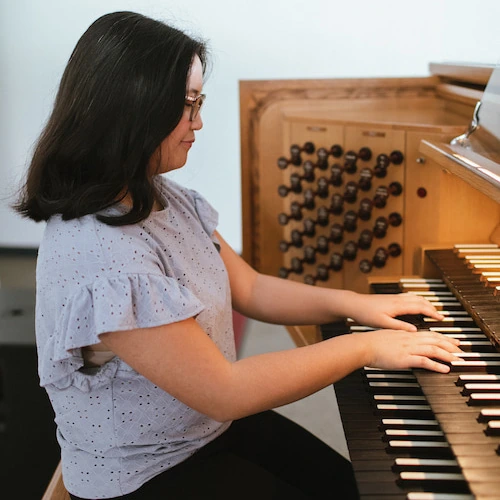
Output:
[187,55,203,94]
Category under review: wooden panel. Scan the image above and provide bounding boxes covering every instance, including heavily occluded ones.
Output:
[405,132,500,275]
[403,131,457,275]
[278,119,344,291]
[243,101,471,292]
[343,126,405,292]
[420,140,500,204]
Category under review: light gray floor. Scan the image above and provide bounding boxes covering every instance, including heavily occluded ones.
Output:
[238,319,350,460]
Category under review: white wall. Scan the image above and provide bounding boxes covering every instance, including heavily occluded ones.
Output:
[2,0,500,253]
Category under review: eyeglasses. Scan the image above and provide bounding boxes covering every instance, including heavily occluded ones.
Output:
[184,94,206,121]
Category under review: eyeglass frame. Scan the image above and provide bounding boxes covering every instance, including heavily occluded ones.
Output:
[184,94,206,121]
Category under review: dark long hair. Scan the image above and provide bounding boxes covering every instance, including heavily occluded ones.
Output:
[14,11,207,226]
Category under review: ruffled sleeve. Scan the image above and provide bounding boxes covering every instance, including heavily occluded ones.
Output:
[191,190,219,237]
[38,273,204,391]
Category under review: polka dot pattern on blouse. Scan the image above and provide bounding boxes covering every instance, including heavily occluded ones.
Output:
[36,177,235,498]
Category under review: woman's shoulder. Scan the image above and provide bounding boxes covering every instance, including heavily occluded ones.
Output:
[39,213,160,277]
[42,213,100,249]
[43,212,134,247]
[156,176,218,235]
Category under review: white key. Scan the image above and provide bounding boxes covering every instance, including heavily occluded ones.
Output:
[407,493,474,500]
[369,382,420,389]
[456,352,500,358]
[464,383,500,391]
[454,243,498,249]
[401,283,448,289]
[385,429,444,437]
[400,471,465,481]
[388,440,448,448]
[423,316,473,322]
[377,404,431,411]
[366,374,416,380]
[429,327,482,332]
[374,395,427,402]
[458,374,500,382]
[400,278,444,283]
[381,418,438,426]
[394,458,458,467]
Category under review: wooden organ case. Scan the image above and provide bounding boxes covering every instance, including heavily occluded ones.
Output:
[240,63,500,499]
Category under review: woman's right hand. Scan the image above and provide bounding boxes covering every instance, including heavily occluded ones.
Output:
[360,329,463,373]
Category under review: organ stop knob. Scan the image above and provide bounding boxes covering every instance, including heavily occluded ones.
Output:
[373,247,389,268]
[358,229,373,250]
[343,241,358,261]
[330,252,343,271]
[358,198,373,221]
[331,193,344,215]
[330,223,344,244]
[344,210,358,232]
[358,167,373,191]
[277,142,315,169]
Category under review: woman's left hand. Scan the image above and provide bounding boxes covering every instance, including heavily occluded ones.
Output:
[346,292,445,332]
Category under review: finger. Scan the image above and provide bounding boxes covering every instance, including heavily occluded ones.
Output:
[413,299,444,321]
[415,343,463,364]
[414,330,462,351]
[437,337,463,353]
[401,294,445,321]
[413,336,463,357]
[410,355,451,374]
[427,331,463,352]
[424,309,445,321]
[384,318,417,332]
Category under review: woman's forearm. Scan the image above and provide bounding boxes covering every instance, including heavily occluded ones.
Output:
[239,272,357,325]
[223,332,369,420]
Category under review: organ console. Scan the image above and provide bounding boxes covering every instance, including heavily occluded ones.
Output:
[240,62,500,499]
[322,247,500,499]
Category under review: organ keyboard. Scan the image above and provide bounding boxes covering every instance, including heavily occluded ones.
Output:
[321,247,500,499]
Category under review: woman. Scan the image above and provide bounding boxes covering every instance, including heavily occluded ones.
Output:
[15,11,461,500]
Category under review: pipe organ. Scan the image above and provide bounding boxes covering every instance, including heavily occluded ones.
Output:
[240,63,500,499]
[240,63,500,345]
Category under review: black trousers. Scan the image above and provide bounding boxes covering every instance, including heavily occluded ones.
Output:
[69,410,359,500]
